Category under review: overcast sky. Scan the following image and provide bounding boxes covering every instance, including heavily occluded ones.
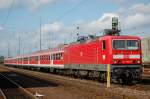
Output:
[0,0,150,57]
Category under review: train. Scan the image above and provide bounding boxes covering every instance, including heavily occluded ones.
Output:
[4,18,143,84]
[4,34,142,84]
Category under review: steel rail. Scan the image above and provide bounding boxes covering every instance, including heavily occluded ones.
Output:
[0,89,7,99]
[0,73,37,99]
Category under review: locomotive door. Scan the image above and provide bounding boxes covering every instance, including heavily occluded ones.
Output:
[101,40,107,64]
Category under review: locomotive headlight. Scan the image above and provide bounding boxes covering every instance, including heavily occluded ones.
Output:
[137,60,140,63]
[129,55,140,59]
[114,60,117,64]
[113,54,124,59]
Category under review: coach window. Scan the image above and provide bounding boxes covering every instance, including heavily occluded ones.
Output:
[102,40,106,50]
[50,54,52,60]
[59,53,60,60]
[46,55,47,60]
[43,56,44,60]
[53,54,55,60]
[60,53,63,60]
[56,53,58,60]
[55,54,58,60]
[19,58,22,62]
[47,55,49,60]
[44,56,46,60]
[53,54,56,60]
[49,55,50,60]
[44,55,46,60]
[58,53,60,60]
[43,55,46,61]
[35,56,38,61]
[45,56,47,60]
[55,54,56,60]
[57,53,59,60]
[29,57,32,62]
[43,56,45,60]
[55,54,57,60]
[59,53,61,60]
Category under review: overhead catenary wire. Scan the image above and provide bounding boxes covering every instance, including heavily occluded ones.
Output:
[40,17,42,51]
[54,0,88,22]
[42,0,88,49]
[0,0,15,57]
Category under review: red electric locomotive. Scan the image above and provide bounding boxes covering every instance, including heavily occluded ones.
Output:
[4,18,142,84]
[63,35,142,83]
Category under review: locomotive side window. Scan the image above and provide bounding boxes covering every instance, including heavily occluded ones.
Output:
[102,40,106,50]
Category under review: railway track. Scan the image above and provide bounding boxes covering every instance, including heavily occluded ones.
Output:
[6,66,150,98]
[0,73,36,99]
[0,65,150,99]
[0,89,7,99]
[144,67,150,75]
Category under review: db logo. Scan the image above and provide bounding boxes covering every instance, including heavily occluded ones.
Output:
[124,55,129,58]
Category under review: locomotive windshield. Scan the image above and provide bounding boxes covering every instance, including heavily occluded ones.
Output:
[113,40,139,50]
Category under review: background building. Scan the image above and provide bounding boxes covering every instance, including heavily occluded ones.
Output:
[142,37,150,64]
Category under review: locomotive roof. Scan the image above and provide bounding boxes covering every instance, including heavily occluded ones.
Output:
[108,35,141,39]
[68,35,140,46]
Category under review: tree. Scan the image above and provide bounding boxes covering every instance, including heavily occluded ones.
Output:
[0,56,4,63]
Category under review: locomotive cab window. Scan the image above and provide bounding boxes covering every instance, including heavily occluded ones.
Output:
[102,40,106,50]
[113,40,125,50]
[127,40,138,50]
[113,40,139,50]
